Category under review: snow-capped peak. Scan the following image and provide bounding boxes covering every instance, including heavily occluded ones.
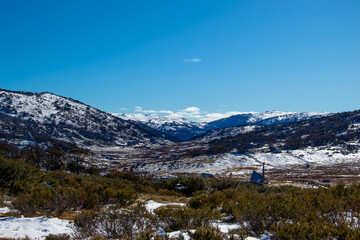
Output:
[113,113,203,127]
[113,113,207,141]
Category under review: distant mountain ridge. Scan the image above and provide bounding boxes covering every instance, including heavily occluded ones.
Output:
[206,111,330,129]
[114,113,206,141]
[0,89,163,148]
[116,111,331,141]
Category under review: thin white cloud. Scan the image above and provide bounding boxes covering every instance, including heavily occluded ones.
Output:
[135,106,143,112]
[183,58,202,63]
[183,106,200,113]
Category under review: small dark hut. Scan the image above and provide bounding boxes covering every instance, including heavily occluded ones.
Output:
[250,162,268,185]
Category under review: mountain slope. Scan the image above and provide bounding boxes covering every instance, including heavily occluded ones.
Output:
[205,111,330,130]
[128,110,360,179]
[0,89,163,148]
[193,110,360,155]
[115,113,206,141]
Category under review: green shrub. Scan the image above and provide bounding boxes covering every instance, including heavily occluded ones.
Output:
[274,215,360,239]
[154,205,220,232]
[188,227,225,240]
[12,186,83,216]
[0,156,42,194]
[187,184,360,238]
[161,175,209,196]
[0,157,140,215]
[73,203,156,239]
[209,177,239,191]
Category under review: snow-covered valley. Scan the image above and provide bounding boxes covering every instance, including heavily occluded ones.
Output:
[1,88,360,183]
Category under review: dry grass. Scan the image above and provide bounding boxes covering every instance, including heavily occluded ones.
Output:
[0,212,22,218]
[140,193,188,204]
[57,211,79,220]
[265,162,360,184]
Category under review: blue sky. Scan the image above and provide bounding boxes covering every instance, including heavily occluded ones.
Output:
[1,0,359,121]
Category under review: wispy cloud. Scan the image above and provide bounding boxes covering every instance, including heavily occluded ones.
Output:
[135,106,158,114]
[183,58,202,63]
[183,106,200,113]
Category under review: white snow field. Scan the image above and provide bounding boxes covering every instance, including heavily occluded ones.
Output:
[0,216,72,239]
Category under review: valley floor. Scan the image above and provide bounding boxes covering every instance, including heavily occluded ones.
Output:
[91,145,360,185]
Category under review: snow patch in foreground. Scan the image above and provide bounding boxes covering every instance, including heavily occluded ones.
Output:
[0,216,72,240]
[145,200,186,213]
[0,207,12,214]
[212,221,241,233]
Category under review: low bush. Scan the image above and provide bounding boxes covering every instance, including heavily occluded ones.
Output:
[73,203,157,239]
[12,186,83,216]
[154,205,220,232]
[161,174,244,197]
[0,156,145,215]
[160,175,208,196]
[188,183,360,239]
[0,156,41,195]
[188,227,226,240]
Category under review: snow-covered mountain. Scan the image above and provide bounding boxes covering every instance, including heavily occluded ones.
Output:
[129,110,360,178]
[205,111,330,130]
[115,111,331,141]
[114,113,206,141]
[0,88,334,148]
[0,89,162,148]
[192,110,360,155]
